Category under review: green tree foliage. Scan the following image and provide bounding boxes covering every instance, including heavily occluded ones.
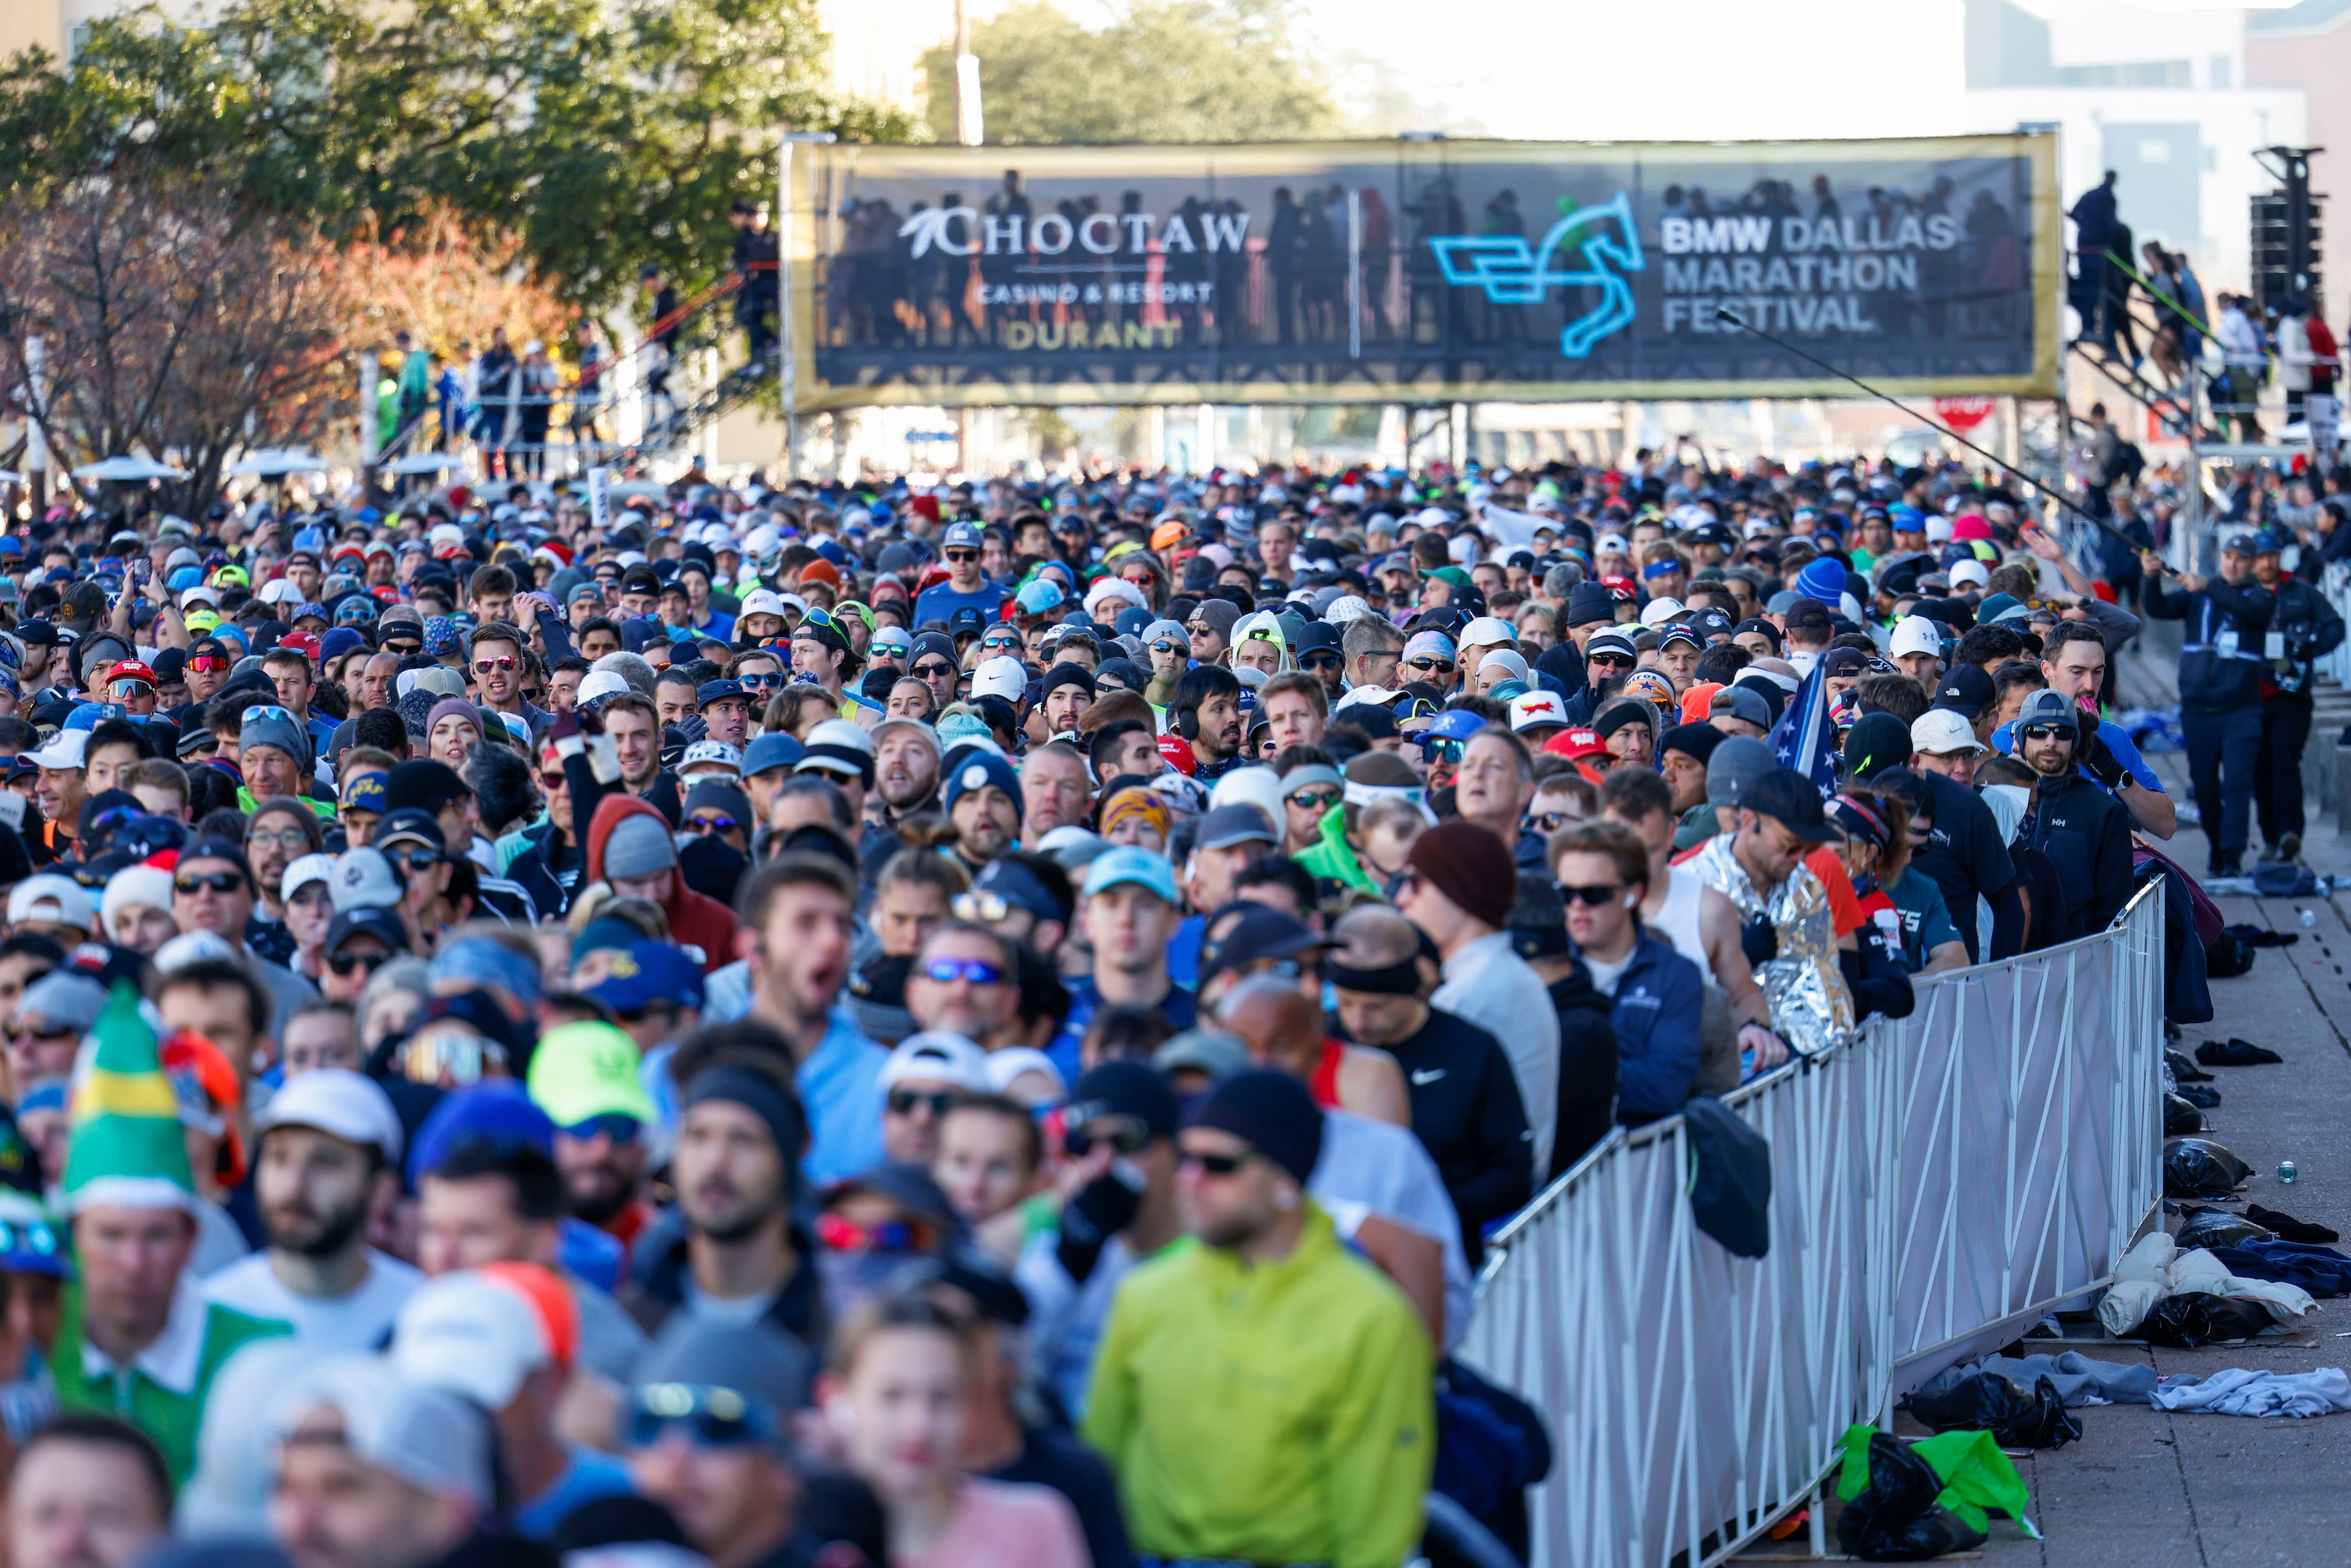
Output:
[0,0,923,307]
[919,0,1343,146]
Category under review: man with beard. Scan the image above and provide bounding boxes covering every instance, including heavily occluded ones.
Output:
[1169,665,1246,781]
[528,1021,658,1267]
[203,1070,420,1351]
[863,718,941,877]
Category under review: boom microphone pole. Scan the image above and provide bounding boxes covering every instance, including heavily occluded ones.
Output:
[1712,306,2158,562]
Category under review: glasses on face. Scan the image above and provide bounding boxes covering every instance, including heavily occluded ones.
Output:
[1423,737,1468,765]
[186,654,231,674]
[922,956,1004,986]
[1559,883,1626,907]
[887,1088,962,1119]
[1186,621,1214,635]
[1406,657,1455,675]
[326,947,391,977]
[953,890,1012,924]
[943,549,982,563]
[382,638,422,656]
[734,670,784,692]
[685,814,736,835]
[247,827,311,853]
[627,1384,773,1449]
[563,1112,644,1145]
[1299,652,1342,672]
[1529,809,1577,833]
[1586,651,1634,670]
[108,679,152,701]
[1065,1120,1151,1159]
[539,771,567,790]
[1150,639,1186,656]
[1181,1148,1255,1177]
[980,633,1022,651]
[871,644,910,662]
[913,660,956,680]
[174,871,245,896]
[1287,788,1342,812]
[473,655,517,674]
[389,846,441,872]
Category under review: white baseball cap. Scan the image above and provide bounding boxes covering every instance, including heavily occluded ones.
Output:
[971,655,1028,703]
[1889,615,1944,660]
[1909,709,1989,757]
[282,852,337,903]
[23,731,87,771]
[880,1030,989,1093]
[392,1269,556,1411]
[255,1067,405,1162]
[1638,597,1686,628]
[270,1355,493,1510]
[1509,690,1570,733]
[1459,616,1518,651]
[1949,559,1990,590]
[577,670,633,705]
[7,873,92,930]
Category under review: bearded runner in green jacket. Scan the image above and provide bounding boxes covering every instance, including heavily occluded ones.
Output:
[1084,1070,1433,1568]
[50,982,291,1485]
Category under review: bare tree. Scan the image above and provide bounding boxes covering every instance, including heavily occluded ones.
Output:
[0,171,353,517]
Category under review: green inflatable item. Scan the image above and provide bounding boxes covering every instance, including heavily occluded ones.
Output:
[1837,1424,2040,1539]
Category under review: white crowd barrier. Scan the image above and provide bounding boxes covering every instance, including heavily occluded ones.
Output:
[1459,882,2166,1568]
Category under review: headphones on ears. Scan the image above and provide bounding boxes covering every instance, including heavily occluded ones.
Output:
[1176,705,1199,741]
[1623,893,1641,910]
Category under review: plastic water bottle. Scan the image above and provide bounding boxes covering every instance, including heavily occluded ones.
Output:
[2280,1161,2300,1185]
[2303,908,2319,929]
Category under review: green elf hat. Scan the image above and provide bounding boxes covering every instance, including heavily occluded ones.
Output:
[60,982,196,1216]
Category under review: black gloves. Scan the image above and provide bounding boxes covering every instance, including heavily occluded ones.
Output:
[2075,725,2127,791]
[1055,1166,1146,1284]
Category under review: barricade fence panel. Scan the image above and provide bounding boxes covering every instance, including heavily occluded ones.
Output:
[1459,883,2163,1568]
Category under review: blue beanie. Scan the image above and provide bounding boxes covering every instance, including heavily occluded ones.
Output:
[407,1081,555,1186]
[943,749,1024,823]
[1795,557,1846,607]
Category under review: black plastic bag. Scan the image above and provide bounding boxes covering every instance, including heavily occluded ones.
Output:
[1835,1429,1991,1562]
[2163,1095,2205,1136]
[2140,1292,2280,1347]
[2174,1207,2276,1250]
[2165,1137,2253,1196]
[2224,920,2301,946]
[2167,1048,2216,1083]
[1905,1372,2081,1449]
[1681,1094,1771,1258]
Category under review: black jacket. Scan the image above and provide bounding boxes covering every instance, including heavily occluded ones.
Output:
[501,818,579,923]
[1362,1004,1532,1258]
[1545,962,1620,1183]
[2144,572,2275,711]
[2023,770,2136,939]
[2263,573,2346,696]
[624,1206,827,1350]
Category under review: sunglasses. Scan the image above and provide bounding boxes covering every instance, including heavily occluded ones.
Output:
[539,771,567,789]
[107,679,152,701]
[736,670,785,690]
[174,871,245,896]
[473,655,518,674]
[1150,639,1187,656]
[980,634,1022,650]
[684,814,737,835]
[326,948,392,977]
[2018,724,2070,741]
[922,957,1005,986]
[563,1112,644,1145]
[1586,651,1634,669]
[1406,657,1455,675]
[1529,809,1578,833]
[1287,788,1341,812]
[1559,883,1626,907]
[871,644,911,660]
[389,847,441,871]
[1186,621,1215,635]
[943,548,983,562]
[1423,737,1468,764]
[1298,652,1342,672]
[186,655,231,673]
[1065,1121,1150,1159]
[817,1211,921,1253]
[887,1088,962,1118]
[382,638,422,655]
[627,1384,774,1449]
[1181,1149,1254,1177]
[404,1032,498,1086]
[0,1219,58,1258]
[952,889,1013,924]
[913,660,956,679]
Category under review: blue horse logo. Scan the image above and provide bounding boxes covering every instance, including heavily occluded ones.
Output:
[1428,192,1646,357]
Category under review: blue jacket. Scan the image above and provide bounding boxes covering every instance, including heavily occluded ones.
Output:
[1606,932,1707,1124]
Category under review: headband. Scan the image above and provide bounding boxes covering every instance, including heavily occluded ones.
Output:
[1099,786,1171,840]
[1343,778,1438,826]
[1325,954,1423,995]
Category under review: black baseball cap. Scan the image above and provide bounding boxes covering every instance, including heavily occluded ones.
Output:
[328,907,410,954]
[376,807,447,855]
[1201,903,1332,986]
[1739,767,1838,843]
[1932,664,1995,721]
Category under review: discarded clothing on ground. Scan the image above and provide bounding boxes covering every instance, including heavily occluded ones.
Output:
[1904,1372,2081,1448]
[2222,922,2301,947]
[2246,1203,2339,1243]
[2164,1137,2252,1196]
[2203,1238,2351,1297]
[2098,1234,2314,1338]
[2153,1367,2351,1418]
[1835,1427,2021,1560]
[2163,1095,2206,1135]
[2195,1037,2284,1066]
[2174,1206,2276,1250]
[1918,1352,2156,1409]
[2174,1082,2222,1108]
[2166,1049,2216,1083]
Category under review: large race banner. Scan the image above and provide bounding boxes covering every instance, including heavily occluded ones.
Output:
[784,134,2060,410]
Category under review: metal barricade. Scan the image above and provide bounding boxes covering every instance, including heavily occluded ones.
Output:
[1459,883,2165,1568]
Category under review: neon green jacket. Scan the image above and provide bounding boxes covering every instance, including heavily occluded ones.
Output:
[1295,801,1381,896]
[1083,1204,1434,1568]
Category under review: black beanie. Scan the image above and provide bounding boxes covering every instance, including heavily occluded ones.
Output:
[1659,722,1724,767]
[1186,1070,1323,1186]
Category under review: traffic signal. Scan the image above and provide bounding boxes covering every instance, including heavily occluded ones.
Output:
[2250,147,2324,320]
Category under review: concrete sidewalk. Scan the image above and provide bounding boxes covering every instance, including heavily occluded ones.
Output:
[1897,640,2351,1565]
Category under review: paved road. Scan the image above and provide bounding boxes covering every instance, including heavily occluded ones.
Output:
[1893,637,2351,1565]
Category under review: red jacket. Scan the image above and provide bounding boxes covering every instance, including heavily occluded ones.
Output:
[585,793,739,972]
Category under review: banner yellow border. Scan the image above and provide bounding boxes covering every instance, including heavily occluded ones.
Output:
[783,133,2063,411]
